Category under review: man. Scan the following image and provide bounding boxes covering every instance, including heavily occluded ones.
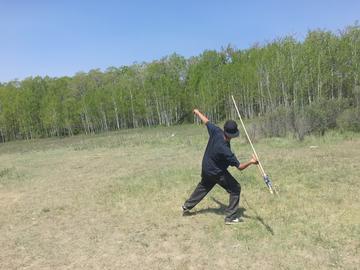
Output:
[182,109,258,225]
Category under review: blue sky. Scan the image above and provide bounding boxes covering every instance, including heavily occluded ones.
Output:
[0,0,359,82]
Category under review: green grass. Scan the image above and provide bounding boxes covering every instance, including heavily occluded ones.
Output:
[0,124,359,269]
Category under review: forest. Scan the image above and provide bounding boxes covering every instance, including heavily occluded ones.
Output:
[0,24,359,142]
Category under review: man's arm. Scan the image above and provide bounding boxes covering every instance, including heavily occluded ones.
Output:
[238,154,259,171]
[193,109,209,124]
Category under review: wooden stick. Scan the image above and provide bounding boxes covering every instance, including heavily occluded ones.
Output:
[231,95,275,194]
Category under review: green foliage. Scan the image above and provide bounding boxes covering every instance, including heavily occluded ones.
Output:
[1,23,360,142]
[337,108,360,132]
[258,99,350,140]
[260,107,290,137]
[304,99,348,135]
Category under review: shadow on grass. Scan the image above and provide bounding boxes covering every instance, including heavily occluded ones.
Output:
[193,197,246,217]
[242,196,274,235]
[193,196,274,235]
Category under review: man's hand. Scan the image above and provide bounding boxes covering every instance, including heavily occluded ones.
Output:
[238,154,259,171]
[193,108,209,124]
[250,154,259,165]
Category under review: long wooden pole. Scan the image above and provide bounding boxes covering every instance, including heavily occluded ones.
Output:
[231,95,275,194]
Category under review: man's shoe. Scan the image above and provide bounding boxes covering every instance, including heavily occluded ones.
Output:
[182,205,191,216]
[225,217,244,225]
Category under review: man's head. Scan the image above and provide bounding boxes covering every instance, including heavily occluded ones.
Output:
[224,120,240,139]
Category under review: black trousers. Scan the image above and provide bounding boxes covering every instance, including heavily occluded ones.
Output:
[184,170,241,221]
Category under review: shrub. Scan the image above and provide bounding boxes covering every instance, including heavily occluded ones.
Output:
[293,110,310,141]
[336,108,360,132]
[260,107,290,138]
[304,99,348,135]
[257,99,351,140]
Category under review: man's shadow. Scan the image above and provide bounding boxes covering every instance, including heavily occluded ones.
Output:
[194,196,274,235]
[194,197,246,217]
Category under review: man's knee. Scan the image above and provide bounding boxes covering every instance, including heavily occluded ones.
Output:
[224,172,241,195]
[200,177,215,191]
[229,181,240,195]
[234,182,241,195]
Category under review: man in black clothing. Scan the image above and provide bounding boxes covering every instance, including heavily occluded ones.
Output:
[182,109,258,225]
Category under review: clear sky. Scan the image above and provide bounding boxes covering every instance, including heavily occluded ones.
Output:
[1,0,359,82]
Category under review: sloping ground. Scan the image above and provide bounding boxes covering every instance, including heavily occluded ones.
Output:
[0,126,359,269]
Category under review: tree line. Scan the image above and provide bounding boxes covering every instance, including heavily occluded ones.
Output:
[1,24,360,142]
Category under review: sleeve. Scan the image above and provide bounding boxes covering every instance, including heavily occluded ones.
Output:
[206,122,218,137]
[222,147,240,168]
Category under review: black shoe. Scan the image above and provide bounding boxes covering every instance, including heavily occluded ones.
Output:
[182,205,191,216]
[225,217,244,225]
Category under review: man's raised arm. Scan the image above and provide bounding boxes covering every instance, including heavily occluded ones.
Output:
[193,109,209,124]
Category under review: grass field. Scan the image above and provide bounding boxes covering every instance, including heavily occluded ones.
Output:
[1,124,359,269]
